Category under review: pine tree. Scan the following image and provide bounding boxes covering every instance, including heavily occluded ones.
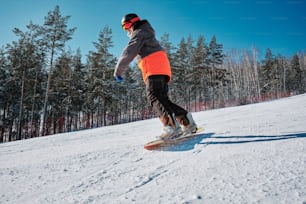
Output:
[191,35,209,111]
[172,37,189,107]
[85,26,116,127]
[261,48,275,95]
[288,54,303,94]
[0,49,9,142]
[49,51,73,134]
[6,23,44,140]
[70,48,86,130]
[207,35,225,108]
[38,5,76,136]
[160,33,174,59]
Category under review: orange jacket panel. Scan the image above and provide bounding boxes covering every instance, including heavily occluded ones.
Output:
[137,51,172,83]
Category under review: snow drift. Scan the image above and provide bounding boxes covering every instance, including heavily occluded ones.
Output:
[1,94,306,204]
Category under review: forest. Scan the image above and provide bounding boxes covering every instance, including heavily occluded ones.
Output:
[1,6,305,142]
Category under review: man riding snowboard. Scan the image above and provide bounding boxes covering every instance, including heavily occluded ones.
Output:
[114,13,197,139]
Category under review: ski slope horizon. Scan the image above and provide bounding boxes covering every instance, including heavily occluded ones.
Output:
[1,94,306,204]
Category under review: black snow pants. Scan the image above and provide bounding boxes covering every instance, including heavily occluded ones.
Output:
[146,75,187,125]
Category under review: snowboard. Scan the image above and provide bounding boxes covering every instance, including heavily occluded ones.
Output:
[144,127,203,150]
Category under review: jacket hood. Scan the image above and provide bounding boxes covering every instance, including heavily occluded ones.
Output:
[132,20,155,36]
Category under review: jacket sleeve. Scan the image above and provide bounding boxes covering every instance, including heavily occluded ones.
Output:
[114,32,144,77]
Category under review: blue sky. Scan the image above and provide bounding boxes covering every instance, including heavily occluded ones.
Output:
[1,0,305,61]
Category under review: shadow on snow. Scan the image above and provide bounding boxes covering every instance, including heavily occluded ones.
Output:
[163,132,306,152]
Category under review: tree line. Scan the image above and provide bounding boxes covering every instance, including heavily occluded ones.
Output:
[1,6,305,142]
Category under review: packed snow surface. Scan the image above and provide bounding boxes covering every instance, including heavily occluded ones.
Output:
[1,94,306,204]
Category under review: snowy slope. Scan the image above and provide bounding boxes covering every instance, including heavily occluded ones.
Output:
[1,94,306,204]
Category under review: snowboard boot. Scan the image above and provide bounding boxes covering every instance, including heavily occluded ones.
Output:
[159,113,183,140]
[177,113,197,135]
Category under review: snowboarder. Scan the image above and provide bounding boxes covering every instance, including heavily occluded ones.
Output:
[113,13,197,139]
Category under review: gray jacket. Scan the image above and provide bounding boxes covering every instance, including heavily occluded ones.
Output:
[114,20,164,78]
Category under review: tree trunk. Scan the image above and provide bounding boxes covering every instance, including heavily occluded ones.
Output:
[17,68,26,140]
[40,45,55,136]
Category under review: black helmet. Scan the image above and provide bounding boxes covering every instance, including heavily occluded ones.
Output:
[121,13,140,30]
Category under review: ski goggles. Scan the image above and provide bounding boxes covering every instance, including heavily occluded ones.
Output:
[121,17,140,30]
